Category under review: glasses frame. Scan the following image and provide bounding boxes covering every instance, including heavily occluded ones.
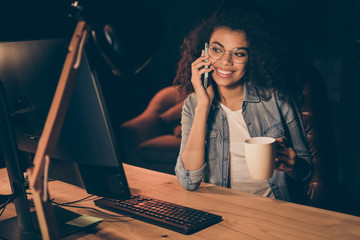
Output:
[208,43,249,64]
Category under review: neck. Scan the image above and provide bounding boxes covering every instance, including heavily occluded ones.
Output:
[217,84,244,111]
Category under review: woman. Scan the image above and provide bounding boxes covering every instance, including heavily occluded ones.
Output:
[174,6,313,203]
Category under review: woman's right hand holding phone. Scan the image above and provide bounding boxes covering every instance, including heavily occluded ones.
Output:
[191,50,214,110]
[181,51,214,171]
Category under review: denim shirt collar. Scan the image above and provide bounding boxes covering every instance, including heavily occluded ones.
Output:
[243,82,261,103]
[211,82,260,110]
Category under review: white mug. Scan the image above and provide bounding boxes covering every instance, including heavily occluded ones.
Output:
[244,137,276,180]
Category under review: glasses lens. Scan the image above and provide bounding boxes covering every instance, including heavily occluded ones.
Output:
[209,44,224,60]
[209,43,248,64]
[232,49,248,64]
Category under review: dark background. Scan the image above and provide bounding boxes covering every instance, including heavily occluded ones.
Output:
[0,0,359,200]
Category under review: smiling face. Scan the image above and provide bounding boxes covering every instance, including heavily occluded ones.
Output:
[209,27,248,90]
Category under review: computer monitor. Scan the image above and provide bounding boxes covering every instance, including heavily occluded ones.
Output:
[0,37,133,238]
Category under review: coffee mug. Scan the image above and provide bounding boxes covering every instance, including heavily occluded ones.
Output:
[244,137,276,180]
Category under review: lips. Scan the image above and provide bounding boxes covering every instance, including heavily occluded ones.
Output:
[215,68,234,77]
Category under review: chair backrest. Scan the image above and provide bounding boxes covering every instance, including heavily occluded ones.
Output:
[299,66,339,206]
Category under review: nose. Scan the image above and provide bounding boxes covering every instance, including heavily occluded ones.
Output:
[220,51,233,65]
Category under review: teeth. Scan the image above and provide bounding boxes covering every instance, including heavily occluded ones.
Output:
[217,69,232,74]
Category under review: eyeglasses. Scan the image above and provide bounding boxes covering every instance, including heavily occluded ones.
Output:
[208,43,249,64]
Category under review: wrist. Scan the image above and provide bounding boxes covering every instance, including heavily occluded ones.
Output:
[195,105,210,116]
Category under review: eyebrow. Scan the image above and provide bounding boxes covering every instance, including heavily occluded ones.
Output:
[211,41,249,51]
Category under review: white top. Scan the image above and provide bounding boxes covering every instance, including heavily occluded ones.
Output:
[220,103,272,197]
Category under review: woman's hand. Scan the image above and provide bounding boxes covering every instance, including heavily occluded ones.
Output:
[275,137,296,172]
[191,50,214,109]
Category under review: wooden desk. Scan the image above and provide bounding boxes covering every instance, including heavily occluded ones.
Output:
[1,164,360,240]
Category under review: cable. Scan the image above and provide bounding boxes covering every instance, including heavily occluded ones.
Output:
[26,190,128,218]
[26,190,99,204]
[53,194,100,205]
[51,200,132,218]
[0,194,14,216]
[0,194,14,205]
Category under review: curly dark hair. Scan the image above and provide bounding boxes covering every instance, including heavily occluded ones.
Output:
[173,3,303,101]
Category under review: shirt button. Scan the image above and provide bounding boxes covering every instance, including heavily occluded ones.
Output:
[224,137,228,141]
[247,121,251,125]
[223,157,227,161]
[223,117,226,121]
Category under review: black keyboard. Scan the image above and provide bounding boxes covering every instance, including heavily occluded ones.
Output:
[94,195,222,234]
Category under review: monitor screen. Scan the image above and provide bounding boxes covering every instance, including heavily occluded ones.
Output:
[0,38,131,199]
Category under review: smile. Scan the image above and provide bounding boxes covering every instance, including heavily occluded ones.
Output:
[215,68,234,77]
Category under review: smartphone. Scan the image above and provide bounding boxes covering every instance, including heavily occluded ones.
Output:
[203,42,209,88]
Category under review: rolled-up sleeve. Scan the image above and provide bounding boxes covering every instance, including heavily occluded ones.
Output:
[175,94,206,190]
[175,155,207,191]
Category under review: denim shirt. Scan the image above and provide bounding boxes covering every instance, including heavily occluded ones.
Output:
[175,84,313,202]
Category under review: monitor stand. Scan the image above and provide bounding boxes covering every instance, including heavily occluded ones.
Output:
[0,205,93,240]
[26,21,90,239]
[0,21,94,239]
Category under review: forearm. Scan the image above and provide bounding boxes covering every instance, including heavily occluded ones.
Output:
[181,106,209,170]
